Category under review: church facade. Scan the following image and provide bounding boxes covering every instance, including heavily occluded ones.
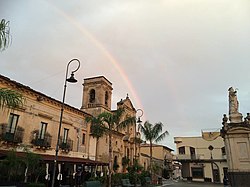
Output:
[80,76,140,173]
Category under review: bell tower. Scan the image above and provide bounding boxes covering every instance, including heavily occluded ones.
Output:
[81,76,112,114]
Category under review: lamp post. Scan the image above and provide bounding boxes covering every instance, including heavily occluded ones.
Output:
[208,145,214,183]
[51,59,81,187]
[134,109,143,187]
[135,109,143,162]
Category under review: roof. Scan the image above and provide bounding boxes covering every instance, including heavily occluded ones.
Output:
[84,76,112,85]
[141,143,174,152]
[140,153,163,162]
[0,74,91,117]
[117,94,136,111]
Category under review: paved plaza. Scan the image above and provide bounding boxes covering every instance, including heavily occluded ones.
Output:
[161,180,224,187]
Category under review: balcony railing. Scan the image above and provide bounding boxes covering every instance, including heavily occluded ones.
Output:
[176,154,227,161]
[0,124,24,144]
[31,130,52,149]
[59,137,73,152]
[175,154,205,160]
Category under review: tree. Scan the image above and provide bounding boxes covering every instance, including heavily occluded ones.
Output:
[86,115,105,161]
[0,19,23,109]
[0,149,23,182]
[0,88,23,109]
[138,121,169,174]
[0,19,11,51]
[86,108,135,187]
[23,150,44,183]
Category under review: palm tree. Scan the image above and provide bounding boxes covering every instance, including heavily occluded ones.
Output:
[86,108,135,187]
[0,19,23,109]
[138,121,169,174]
[0,88,23,109]
[0,19,11,51]
[85,115,105,161]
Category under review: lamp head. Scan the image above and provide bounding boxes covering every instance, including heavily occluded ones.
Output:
[66,73,77,83]
[137,117,142,124]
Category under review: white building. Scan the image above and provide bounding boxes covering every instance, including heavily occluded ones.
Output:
[174,134,228,183]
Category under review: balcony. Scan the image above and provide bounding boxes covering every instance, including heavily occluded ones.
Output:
[175,154,205,160]
[59,137,73,152]
[31,130,52,149]
[0,124,24,144]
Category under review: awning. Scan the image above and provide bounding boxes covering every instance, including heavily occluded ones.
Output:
[0,150,108,166]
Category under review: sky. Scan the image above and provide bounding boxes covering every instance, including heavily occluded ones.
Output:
[1,0,250,151]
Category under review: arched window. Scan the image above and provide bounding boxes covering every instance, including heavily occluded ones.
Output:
[105,91,109,106]
[179,146,185,154]
[89,89,95,103]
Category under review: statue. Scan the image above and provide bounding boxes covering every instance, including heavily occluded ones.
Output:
[228,87,243,123]
[228,87,239,115]
[222,114,228,125]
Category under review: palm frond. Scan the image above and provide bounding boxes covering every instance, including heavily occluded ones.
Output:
[85,115,107,138]
[0,19,11,51]
[140,121,169,143]
[152,122,163,139]
[117,115,136,130]
[155,130,169,143]
[0,88,23,109]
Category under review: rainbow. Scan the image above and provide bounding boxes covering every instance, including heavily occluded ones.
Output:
[46,1,145,117]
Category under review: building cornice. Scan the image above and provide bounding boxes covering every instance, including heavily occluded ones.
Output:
[0,74,91,118]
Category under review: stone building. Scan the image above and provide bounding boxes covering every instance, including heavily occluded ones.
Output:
[174,135,228,183]
[80,76,139,173]
[140,143,174,179]
[0,74,107,185]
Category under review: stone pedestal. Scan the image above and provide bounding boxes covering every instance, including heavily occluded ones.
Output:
[221,120,250,187]
[229,113,243,123]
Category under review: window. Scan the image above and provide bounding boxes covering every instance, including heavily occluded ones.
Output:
[39,122,47,139]
[89,89,95,103]
[105,91,108,105]
[179,146,185,154]
[190,147,196,159]
[82,133,85,145]
[63,128,69,143]
[191,167,204,178]
[7,113,19,133]
[221,147,226,155]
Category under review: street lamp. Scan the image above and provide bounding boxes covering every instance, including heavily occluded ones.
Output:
[134,109,143,187]
[135,109,143,161]
[208,145,214,183]
[51,59,81,187]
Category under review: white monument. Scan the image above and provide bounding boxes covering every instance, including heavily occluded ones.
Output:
[221,87,250,187]
[228,87,243,123]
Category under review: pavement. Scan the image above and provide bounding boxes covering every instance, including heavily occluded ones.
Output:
[159,179,224,187]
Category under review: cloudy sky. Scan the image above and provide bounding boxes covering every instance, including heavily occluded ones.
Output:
[1,0,250,150]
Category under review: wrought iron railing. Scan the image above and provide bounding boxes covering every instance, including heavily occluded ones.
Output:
[0,124,24,144]
[31,130,52,148]
[59,137,73,152]
[175,154,205,160]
